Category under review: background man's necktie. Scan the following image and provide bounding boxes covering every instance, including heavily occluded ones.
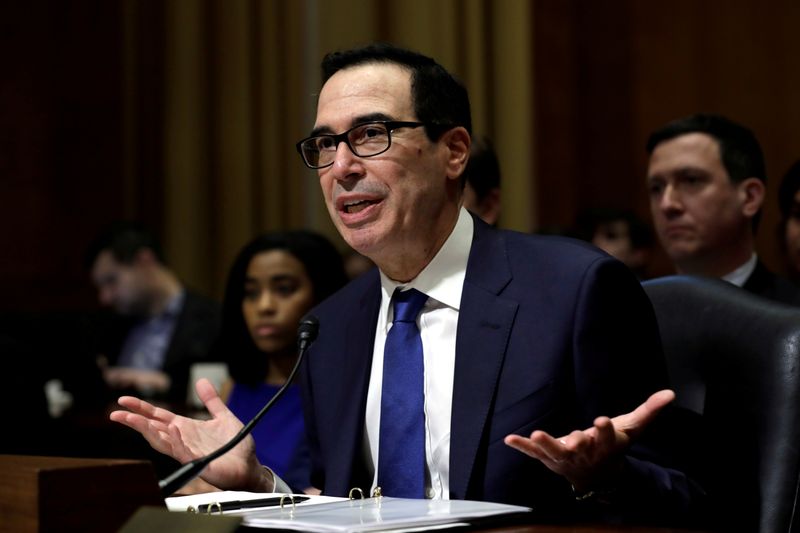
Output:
[378,288,428,498]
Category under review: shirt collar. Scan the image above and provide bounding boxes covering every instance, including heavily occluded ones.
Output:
[379,207,473,311]
[161,289,186,319]
[722,253,758,287]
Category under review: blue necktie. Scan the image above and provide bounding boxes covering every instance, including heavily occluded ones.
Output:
[378,288,428,498]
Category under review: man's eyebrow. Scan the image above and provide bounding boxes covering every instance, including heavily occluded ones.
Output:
[309,112,395,137]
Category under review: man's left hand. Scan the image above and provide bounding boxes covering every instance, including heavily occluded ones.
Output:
[503,389,675,493]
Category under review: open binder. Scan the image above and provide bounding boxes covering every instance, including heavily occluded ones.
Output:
[167,491,531,532]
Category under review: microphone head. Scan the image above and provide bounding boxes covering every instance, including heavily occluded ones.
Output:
[297,315,320,348]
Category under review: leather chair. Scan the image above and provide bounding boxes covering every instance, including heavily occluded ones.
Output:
[642,275,800,533]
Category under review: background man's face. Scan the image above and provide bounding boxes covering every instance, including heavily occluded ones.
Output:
[91,250,148,315]
[646,132,750,267]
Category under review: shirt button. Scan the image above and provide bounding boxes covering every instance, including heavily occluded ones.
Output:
[426,488,435,499]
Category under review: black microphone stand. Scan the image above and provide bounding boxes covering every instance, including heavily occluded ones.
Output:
[158,315,319,497]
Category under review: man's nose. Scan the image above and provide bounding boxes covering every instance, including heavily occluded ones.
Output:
[328,141,363,182]
[659,184,683,214]
[98,288,113,306]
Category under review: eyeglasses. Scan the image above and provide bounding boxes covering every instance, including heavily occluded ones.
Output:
[295,121,426,169]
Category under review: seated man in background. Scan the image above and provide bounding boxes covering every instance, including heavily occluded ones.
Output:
[646,113,800,305]
[573,207,654,279]
[86,221,221,403]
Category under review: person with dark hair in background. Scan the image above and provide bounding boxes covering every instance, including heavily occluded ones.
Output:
[85,221,221,403]
[111,43,702,526]
[216,230,347,492]
[574,208,654,280]
[646,113,800,305]
[777,160,800,282]
[462,135,502,225]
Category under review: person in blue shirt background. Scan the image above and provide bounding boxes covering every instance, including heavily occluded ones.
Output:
[215,230,347,493]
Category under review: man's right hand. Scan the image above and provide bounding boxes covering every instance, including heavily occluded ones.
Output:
[109,378,273,494]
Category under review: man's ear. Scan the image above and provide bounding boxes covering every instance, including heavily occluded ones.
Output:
[442,127,471,182]
[739,177,765,218]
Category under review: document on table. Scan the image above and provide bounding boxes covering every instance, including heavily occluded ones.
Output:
[240,496,531,532]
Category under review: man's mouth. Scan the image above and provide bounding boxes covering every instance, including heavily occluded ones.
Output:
[343,199,378,214]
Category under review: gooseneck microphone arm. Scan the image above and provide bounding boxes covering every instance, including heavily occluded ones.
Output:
[158,315,320,497]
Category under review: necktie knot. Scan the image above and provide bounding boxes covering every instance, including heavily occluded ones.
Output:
[392,288,428,323]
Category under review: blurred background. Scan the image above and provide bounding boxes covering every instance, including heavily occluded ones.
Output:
[3,0,800,311]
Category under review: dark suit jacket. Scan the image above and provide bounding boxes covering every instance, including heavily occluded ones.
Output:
[743,260,800,306]
[300,217,700,524]
[102,289,221,403]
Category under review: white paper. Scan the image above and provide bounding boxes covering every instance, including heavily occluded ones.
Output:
[242,497,531,532]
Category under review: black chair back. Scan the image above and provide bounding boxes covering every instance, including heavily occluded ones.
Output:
[643,275,800,533]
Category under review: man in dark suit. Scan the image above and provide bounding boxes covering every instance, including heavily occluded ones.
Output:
[87,221,221,403]
[646,113,800,305]
[111,44,700,525]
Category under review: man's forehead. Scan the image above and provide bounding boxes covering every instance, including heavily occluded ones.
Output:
[648,132,724,172]
[314,63,413,130]
[652,132,721,158]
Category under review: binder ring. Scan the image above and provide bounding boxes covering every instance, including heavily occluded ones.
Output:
[371,486,383,498]
[279,494,296,511]
[348,487,365,500]
[206,502,222,515]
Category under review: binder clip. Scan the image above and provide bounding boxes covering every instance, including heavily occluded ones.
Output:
[279,494,297,516]
[205,502,222,515]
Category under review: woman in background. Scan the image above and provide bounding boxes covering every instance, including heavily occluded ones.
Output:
[217,230,347,493]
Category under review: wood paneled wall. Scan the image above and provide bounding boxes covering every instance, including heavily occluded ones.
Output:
[534,0,800,277]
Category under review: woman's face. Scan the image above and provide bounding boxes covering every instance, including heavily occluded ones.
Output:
[242,250,315,354]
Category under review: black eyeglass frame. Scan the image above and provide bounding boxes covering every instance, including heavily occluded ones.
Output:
[295,120,440,169]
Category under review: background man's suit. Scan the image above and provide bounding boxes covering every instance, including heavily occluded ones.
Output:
[300,216,700,523]
[743,260,800,306]
[97,290,221,403]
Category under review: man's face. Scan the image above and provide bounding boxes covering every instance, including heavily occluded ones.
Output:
[646,132,752,269]
[313,63,460,268]
[91,250,148,315]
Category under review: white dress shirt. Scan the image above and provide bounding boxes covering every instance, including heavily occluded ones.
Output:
[721,253,758,287]
[363,208,473,499]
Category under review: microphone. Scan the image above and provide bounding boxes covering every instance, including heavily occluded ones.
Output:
[158,315,320,497]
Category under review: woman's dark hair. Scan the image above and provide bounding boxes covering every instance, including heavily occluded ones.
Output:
[219,230,348,385]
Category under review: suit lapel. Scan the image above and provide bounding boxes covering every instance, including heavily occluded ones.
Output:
[325,273,382,495]
[449,218,518,499]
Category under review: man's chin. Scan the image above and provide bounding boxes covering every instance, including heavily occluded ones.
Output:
[342,229,383,260]
[664,244,699,264]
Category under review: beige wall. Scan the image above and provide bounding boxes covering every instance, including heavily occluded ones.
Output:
[5,1,800,310]
[138,0,536,297]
